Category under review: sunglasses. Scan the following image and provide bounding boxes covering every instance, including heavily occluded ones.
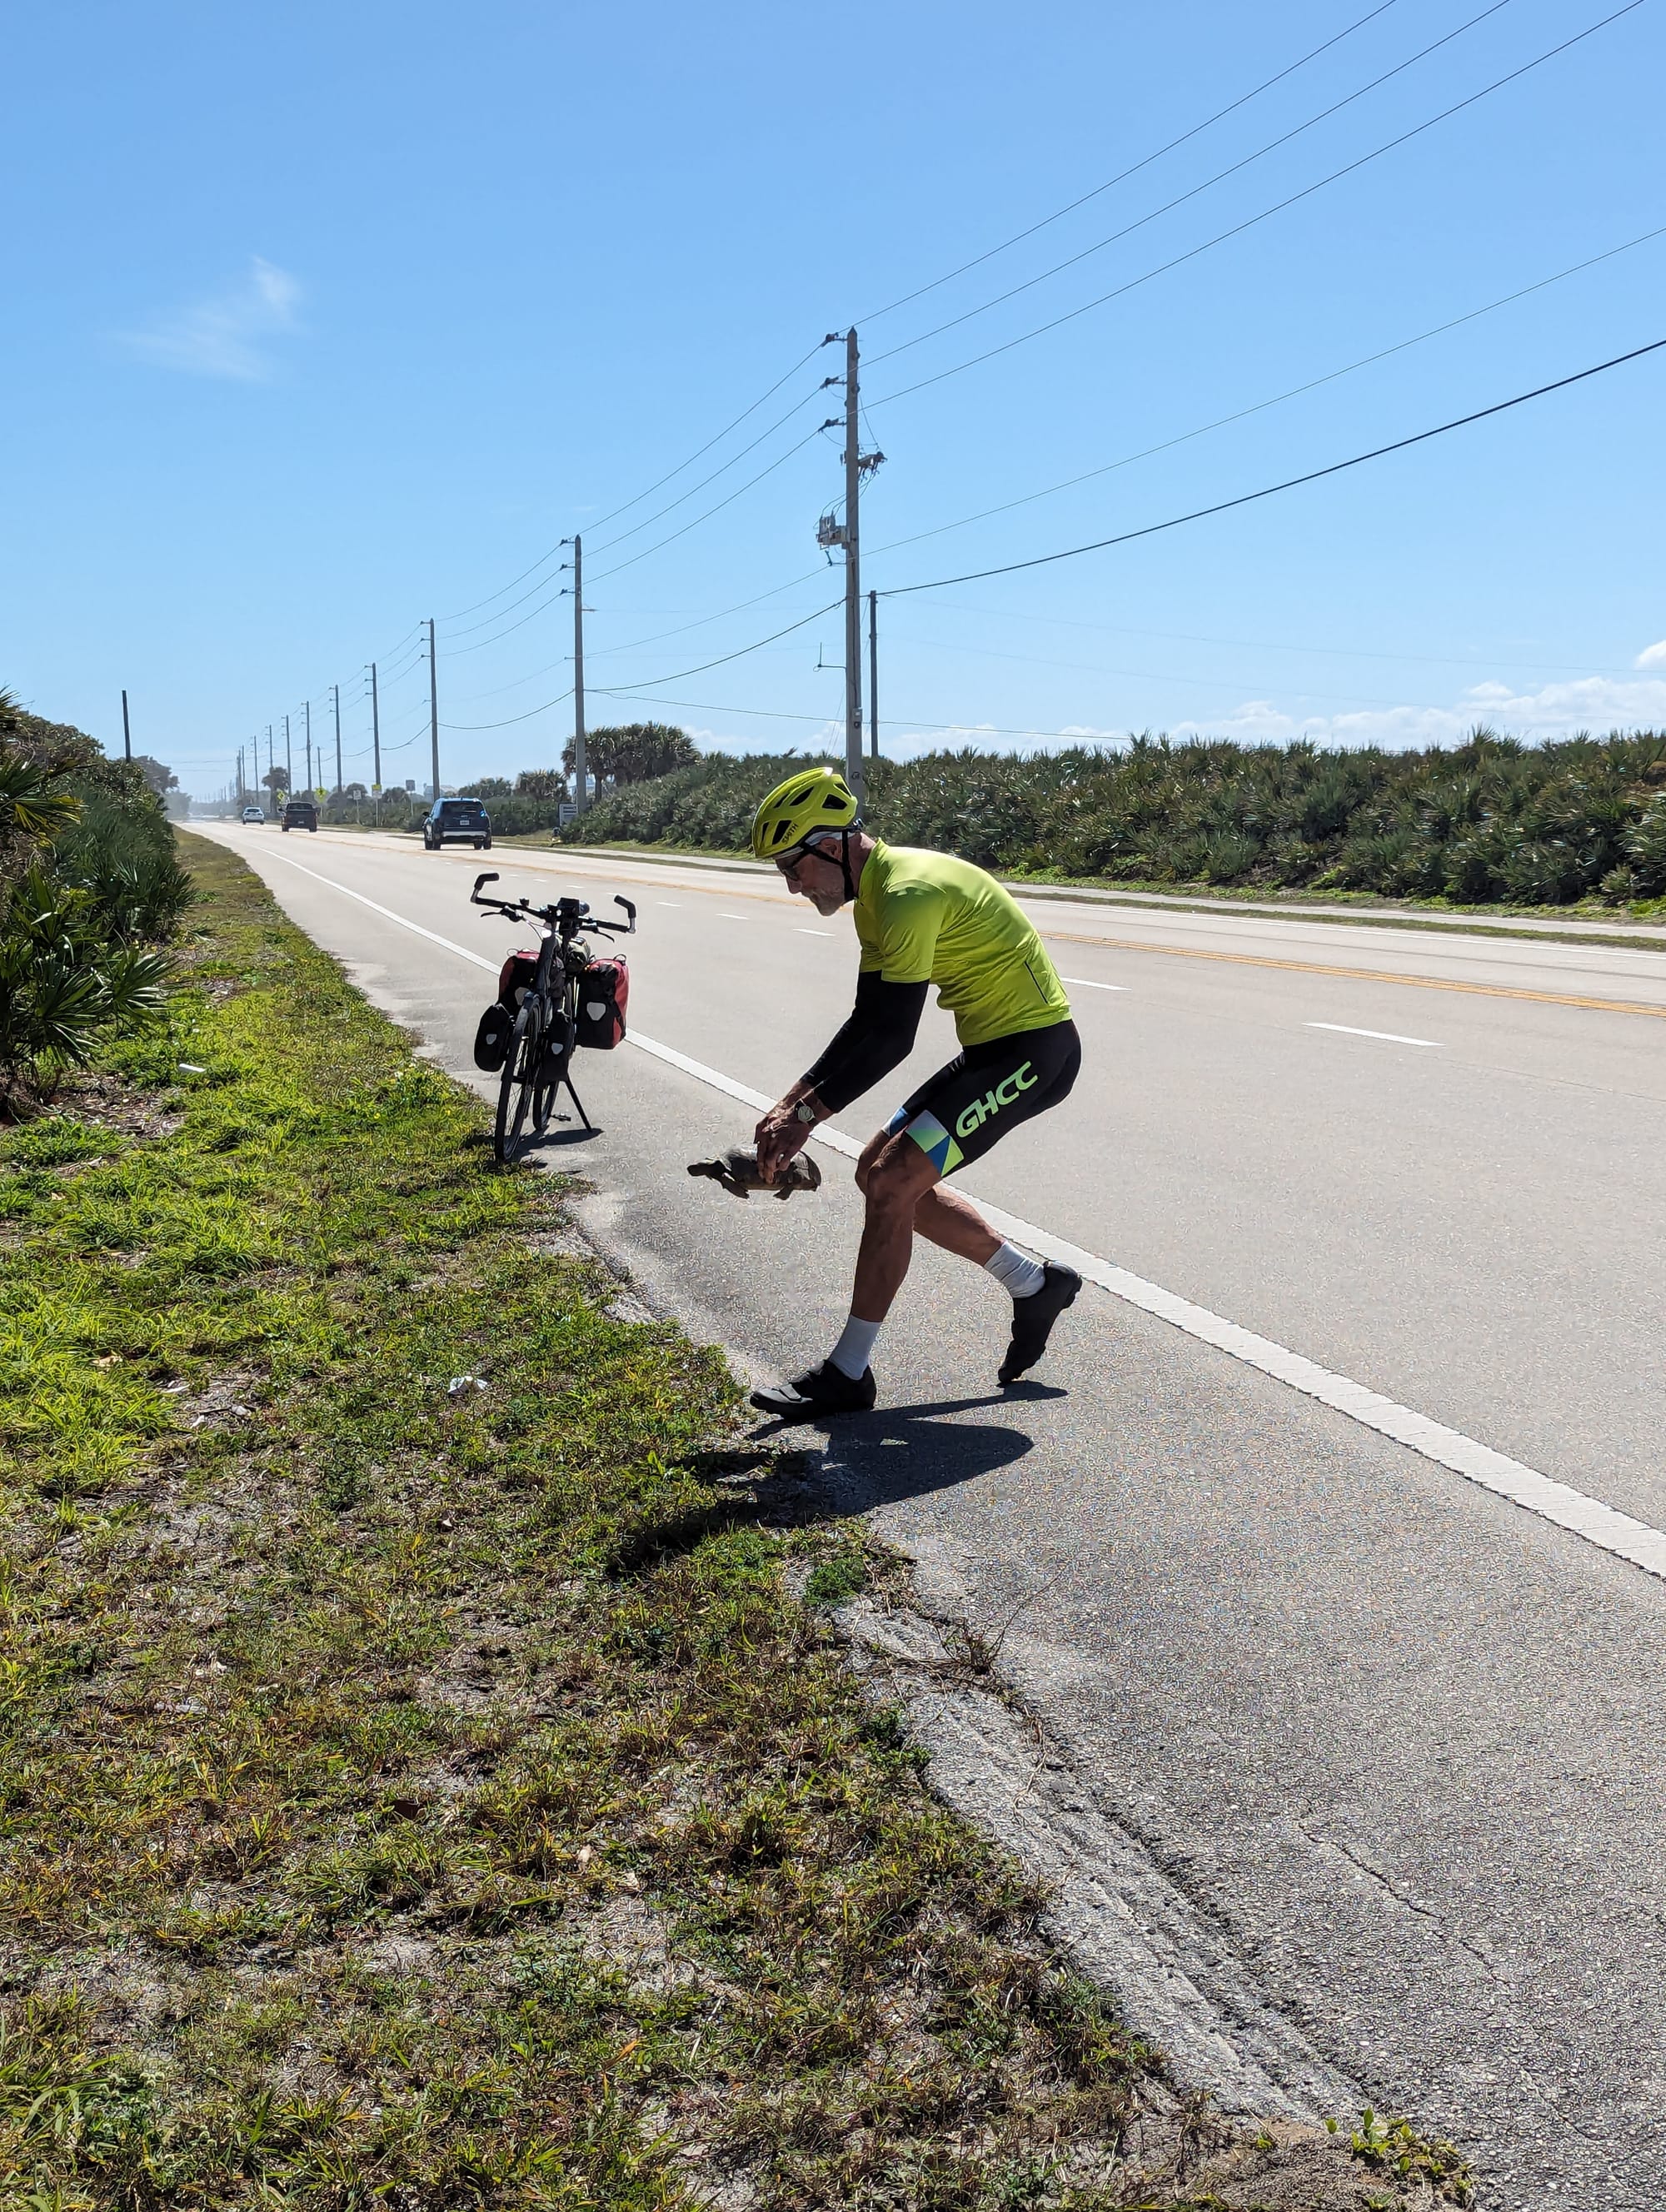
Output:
[776,844,831,879]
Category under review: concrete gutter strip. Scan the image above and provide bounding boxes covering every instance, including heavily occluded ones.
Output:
[839,1595,1364,2121]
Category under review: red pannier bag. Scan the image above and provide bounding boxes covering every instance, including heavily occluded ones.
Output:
[576,954,628,1049]
[473,948,541,1072]
[498,949,541,1006]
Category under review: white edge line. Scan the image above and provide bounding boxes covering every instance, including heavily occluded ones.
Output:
[1307,1022,1439,1048]
[248,840,1666,1589]
[624,1049,1666,1587]
[1061,976,1129,991]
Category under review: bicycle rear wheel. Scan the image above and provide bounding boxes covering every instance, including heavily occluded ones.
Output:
[493,1005,539,1163]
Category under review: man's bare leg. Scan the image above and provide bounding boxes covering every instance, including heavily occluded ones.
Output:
[909,1180,1000,1267]
[850,1131,944,1323]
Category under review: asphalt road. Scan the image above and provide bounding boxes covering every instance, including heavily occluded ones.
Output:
[192,822,1666,2210]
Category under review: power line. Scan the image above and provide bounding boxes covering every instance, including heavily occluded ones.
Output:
[581,343,827,535]
[432,341,826,626]
[915,600,1658,681]
[868,2,1644,411]
[439,390,826,646]
[446,576,571,657]
[878,336,1666,599]
[444,434,826,661]
[866,0,1517,371]
[581,571,830,658]
[606,600,842,691]
[443,689,575,732]
[584,387,830,557]
[442,575,835,711]
[865,222,1666,565]
[884,625,1629,709]
[435,605,839,733]
[859,0,1403,326]
[449,655,573,704]
[587,429,828,584]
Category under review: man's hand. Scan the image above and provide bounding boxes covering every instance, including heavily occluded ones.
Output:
[755,1099,812,1183]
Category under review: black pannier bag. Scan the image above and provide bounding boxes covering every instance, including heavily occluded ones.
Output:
[473,1000,513,1072]
[473,947,541,1071]
[576,955,628,1049]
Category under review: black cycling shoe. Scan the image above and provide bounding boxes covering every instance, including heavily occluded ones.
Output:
[751,1360,877,1419]
[999,1263,1082,1384]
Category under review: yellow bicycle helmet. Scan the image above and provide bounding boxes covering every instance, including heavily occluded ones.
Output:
[750,767,860,861]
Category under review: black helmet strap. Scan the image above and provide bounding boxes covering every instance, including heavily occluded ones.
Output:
[803,820,860,904]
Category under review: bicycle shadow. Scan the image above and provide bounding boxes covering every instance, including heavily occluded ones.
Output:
[526,1123,605,1152]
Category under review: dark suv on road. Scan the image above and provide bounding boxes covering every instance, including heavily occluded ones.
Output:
[281,797,319,832]
[422,796,492,850]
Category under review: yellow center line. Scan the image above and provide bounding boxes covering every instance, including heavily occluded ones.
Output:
[451,847,1666,1022]
[1036,928,1666,1021]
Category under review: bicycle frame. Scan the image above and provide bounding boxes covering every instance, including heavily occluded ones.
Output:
[470,874,636,1161]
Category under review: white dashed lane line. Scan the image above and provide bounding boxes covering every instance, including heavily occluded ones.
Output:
[1307,1022,1440,1049]
[796,928,832,937]
[1061,976,1129,992]
[246,841,1666,1592]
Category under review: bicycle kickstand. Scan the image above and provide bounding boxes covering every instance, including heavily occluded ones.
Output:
[562,1072,594,1132]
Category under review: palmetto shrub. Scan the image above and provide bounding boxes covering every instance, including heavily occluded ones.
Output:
[560,725,1666,907]
[1627,796,1666,894]
[1,694,184,1110]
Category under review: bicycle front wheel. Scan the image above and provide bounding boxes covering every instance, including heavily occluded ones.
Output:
[493,1004,540,1163]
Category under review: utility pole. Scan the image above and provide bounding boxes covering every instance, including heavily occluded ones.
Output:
[869,590,879,763]
[121,690,132,761]
[426,618,440,801]
[285,713,292,791]
[332,683,342,796]
[843,328,863,800]
[304,699,313,795]
[571,537,587,814]
[369,664,382,794]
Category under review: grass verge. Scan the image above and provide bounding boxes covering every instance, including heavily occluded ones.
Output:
[0,834,1472,2210]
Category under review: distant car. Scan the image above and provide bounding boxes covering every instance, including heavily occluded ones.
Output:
[422,796,492,850]
[241,805,265,824]
[281,797,319,833]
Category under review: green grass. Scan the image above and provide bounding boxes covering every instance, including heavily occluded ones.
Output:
[0,836,1471,2210]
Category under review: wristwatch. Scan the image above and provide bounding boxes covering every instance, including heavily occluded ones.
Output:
[794,1101,818,1125]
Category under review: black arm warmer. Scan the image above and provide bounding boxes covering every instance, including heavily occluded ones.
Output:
[801,971,929,1115]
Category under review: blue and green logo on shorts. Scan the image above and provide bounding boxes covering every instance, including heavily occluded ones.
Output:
[904,1110,964,1175]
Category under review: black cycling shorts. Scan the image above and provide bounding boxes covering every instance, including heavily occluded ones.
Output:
[885,1019,1080,1177]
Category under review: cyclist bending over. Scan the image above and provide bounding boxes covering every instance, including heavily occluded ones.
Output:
[750,768,1083,1417]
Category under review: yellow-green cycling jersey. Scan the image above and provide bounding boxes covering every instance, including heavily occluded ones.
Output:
[854,842,1072,1049]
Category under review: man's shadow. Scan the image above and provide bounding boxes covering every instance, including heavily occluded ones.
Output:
[748,1384,1065,1514]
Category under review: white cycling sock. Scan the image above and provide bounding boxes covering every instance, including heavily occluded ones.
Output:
[828,1314,881,1380]
[985,1241,1046,1299]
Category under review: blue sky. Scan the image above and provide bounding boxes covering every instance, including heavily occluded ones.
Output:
[5,0,1664,797]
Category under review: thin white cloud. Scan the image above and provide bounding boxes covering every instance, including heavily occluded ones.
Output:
[122,257,302,381]
[1636,639,1666,670]
[1167,675,1666,751]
